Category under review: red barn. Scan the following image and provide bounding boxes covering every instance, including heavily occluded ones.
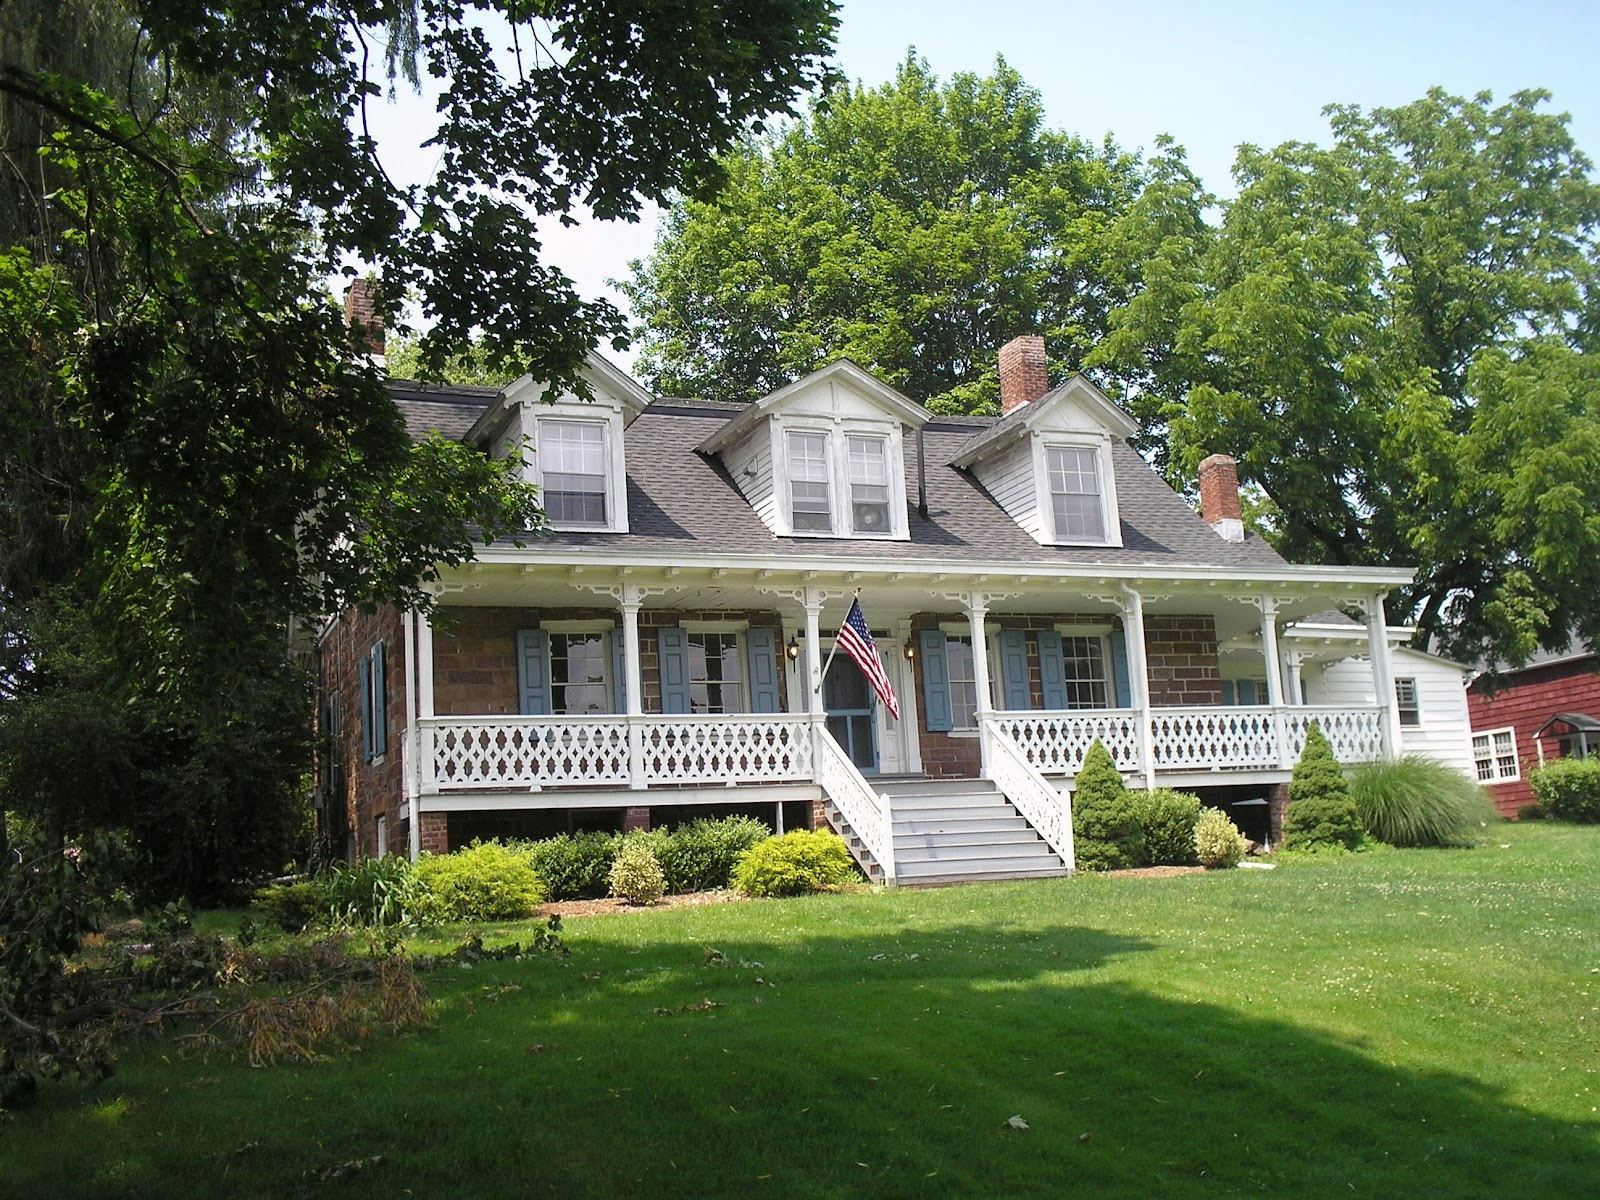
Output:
[1466,646,1600,817]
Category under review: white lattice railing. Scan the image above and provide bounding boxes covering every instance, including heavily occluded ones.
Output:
[813,723,895,884]
[990,709,1142,775]
[1281,706,1385,764]
[982,719,1075,871]
[421,713,814,791]
[1148,707,1280,771]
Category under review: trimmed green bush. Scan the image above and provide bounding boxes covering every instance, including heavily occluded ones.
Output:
[1516,802,1546,822]
[731,831,855,897]
[519,831,621,900]
[1194,807,1245,868]
[609,839,667,906]
[1528,758,1600,823]
[1132,788,1202,866]
[251,879,330,933]
[654,816,771,893]
[412,842,545,922]
[1284,723,1362,851]
[1071,739,1146,871]
[1349,756,1496,847]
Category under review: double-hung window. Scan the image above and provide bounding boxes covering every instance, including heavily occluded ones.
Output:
[848,436,891,533]
[359,642,386,762]
[787,431,832,532]
[686,632,744,714]
[539,421,608,526]
[944,636,979,730]
[549,632,611,715]
[1472,728,1519,782]
[1394,677,1420,727]
[1047,446,1105,542]
[1059,636,1110,709]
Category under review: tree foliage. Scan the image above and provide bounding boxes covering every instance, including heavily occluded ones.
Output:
[1071,740,1145,871]
[1090,89,1600,665]
[625,52,1144,413]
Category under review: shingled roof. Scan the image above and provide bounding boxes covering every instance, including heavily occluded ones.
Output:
[388,383,1285,569]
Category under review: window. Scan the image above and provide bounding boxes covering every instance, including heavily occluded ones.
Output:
[1395,677,1420,726]
[539,421,607,525]
[687,632,744,714]
[848,436,891,533]
[1060,636,1110,709]
[375,815,387,859]
[359,641,386,763]
[945,636,978,730]
[1472,728,1520,782]
[549,632,610,714]
[1046,446,1105,542]
[787,431,831,532]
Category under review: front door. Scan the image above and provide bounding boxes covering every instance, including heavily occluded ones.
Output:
[823,652,878,773]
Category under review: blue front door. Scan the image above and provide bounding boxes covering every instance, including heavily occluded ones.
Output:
[823,651,878,773]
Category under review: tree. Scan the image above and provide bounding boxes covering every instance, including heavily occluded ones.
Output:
[0,0,838,895]
[1090,89,1600,666]
[624,52,1144,413]
[1282,724,1362,851]
[1070,740,1145,871]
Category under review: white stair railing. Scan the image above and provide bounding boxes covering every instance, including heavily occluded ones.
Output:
[982,718,1075,872]
[812,723,896,885]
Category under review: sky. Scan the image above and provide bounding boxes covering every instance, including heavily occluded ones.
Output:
[363,1,1600,367]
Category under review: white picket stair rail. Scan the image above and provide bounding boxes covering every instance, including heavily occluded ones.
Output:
[812,723,896,884]
[981,718,1075,870]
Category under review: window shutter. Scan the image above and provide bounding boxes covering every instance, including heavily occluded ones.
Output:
[998,629,1030,711]
[610,632,627,714]
[1109,631,1133,708]
[744,627,780,713]
[1221,680,1236,706]
[1037,631,1067,709]
[658,627,691,715]
[358,655,373,762]
[1239,679,1257,706]
[516,629,551,715]
[327,693,342,794]
[919,630,953,732]
[371,641,387,756]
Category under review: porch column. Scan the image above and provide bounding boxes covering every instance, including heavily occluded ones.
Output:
[621,585,646,788]
[966,595,992,772]
[1365,591,1400,760]
[803,587,824,715]
[415,607,436,719]
[1120,586,1157,789]
[1258,599,1288,768]
[1283,649,1304,707]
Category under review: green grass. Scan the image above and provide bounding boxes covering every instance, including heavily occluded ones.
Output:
[9,824,1600,1198]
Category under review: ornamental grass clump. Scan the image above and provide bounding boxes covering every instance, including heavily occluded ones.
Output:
[609,839,667,906]
[730,830,854,897]
[1528,758,1600,823]
[411,841,545,923]
[1071,740,1146,871]
[1131,788,1203,866]
[1349,756,1497,847]
[1283,723,1363,852]
[1194,807,1246,868]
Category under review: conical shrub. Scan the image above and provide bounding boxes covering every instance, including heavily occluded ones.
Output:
[1283,722,1362,850]
[1071,739,1146,871]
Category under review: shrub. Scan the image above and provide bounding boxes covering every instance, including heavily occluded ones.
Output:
[519,831,621,900]
[1528,758,1600,823]
[1284,723,1362,851]
[251,879,331,933]
[1195,808,1245,869]
[608,839,666,905]
[655,816,771,892]
[1131,788,1202,866]
[412,842,545,922]
[326,855,418,927]
[731,831,855,897]
[1349,756,1497,847]
[1071,739,1146,871]
[1516,802,1546,822]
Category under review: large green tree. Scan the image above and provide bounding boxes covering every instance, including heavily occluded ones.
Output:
[0,0,837,895]
[1090,89,1600,666]
[624,52,1144,413]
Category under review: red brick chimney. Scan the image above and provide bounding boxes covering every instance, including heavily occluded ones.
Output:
[344,277,385,361]
[1198,454,1245,542]
[998,334,1049,415]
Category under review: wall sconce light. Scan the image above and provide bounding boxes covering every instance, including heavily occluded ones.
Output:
[902,639,916,661]
[786,635,801,661]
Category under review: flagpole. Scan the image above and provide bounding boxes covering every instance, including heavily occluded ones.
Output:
[813,588,858,693]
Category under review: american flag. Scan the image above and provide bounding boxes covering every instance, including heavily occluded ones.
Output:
[835,597,899,720]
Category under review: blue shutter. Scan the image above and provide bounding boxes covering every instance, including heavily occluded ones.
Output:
[919,629,953,732]
[610,632,627,713]
[999,629,1030,711]
[1239,679,1258,706]
[1109,631,1133,708]
[371,641,387,757]
[358,655,373,762]
[1221,680,1236,706]
[516,629,551,715]
[658,627,691,715]
[745,627,780,713]
[1037,630,1068,709]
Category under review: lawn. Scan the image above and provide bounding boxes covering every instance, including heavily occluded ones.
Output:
[9,823,1599,1199]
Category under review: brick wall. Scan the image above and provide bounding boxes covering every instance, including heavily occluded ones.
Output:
[320,605,407,861]
[1144,615,1223,707]
[1467,656,1600,817]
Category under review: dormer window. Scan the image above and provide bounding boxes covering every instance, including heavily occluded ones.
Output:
[848,436,891,533]
[787,431,832,531]
[1047,446,1106,542]
[539,420,608,527]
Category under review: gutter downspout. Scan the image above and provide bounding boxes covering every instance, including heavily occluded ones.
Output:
[403,610,421,862]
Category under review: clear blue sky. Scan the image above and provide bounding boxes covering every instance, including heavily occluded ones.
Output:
[364,1,1600,360]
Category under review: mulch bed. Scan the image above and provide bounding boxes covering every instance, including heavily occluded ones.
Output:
[1103,865,1208,879]
[536,890,747,919]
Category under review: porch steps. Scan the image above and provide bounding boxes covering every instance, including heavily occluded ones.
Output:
[879,778,1066,886]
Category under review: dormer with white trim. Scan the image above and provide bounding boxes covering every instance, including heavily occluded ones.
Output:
[697,360,929,541]
[948,372,1137,549]
[466,352,651,534]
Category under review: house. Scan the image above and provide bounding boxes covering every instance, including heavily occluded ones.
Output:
[317,318,1420,884]
[1467,642,1600,817]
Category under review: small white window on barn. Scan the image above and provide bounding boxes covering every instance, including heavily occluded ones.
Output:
[1471,728,1519,782]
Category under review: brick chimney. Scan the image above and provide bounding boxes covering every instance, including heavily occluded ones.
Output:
[344,277,385,361]
[998,334,1049,415]
[1198,454,1245,542]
